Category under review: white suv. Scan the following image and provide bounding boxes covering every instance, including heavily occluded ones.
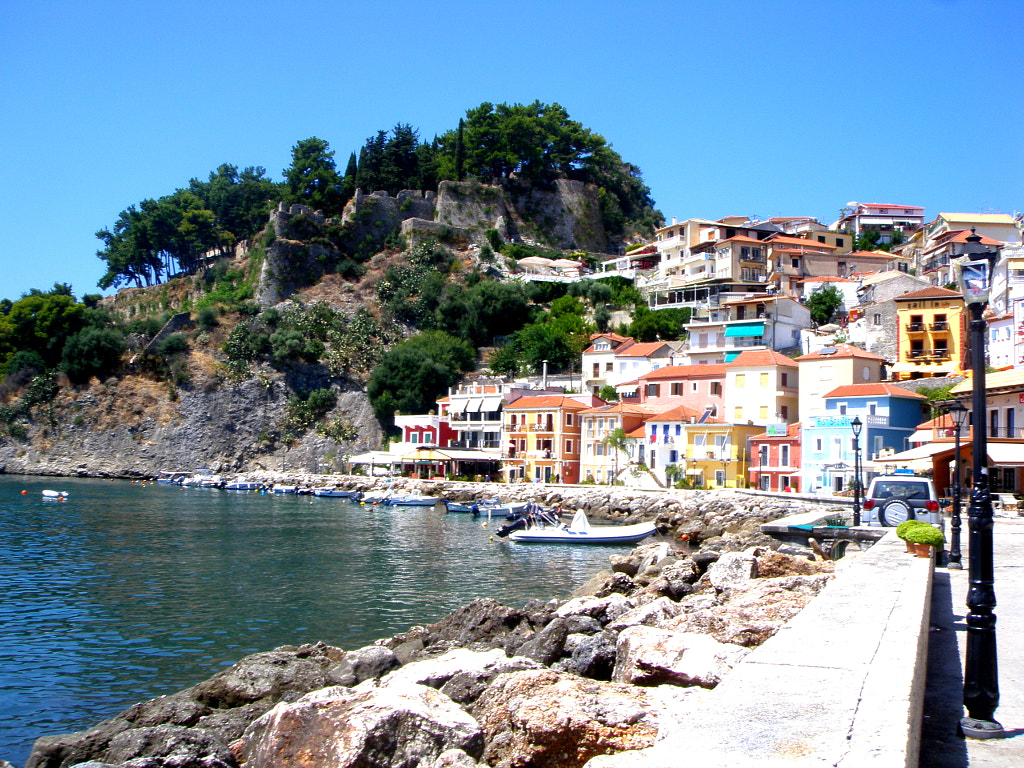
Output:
[862,474,941,527]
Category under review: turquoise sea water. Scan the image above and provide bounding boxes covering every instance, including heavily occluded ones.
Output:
[0,475,619,766]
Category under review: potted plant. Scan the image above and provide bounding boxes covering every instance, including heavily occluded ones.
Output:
[896,520,930,553]
[902,522,945,558]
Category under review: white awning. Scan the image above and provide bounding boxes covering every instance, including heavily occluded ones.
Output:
[348,451,401,465]
[480,395,503,412]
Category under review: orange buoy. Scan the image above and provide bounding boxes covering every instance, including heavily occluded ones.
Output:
[21,490,27,495]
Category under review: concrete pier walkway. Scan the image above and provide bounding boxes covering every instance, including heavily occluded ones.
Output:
[919,518,1024,767]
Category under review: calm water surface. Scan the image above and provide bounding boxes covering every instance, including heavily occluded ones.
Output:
[0,475,623,765]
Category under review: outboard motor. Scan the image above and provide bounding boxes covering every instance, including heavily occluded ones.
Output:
[496,517,529,538]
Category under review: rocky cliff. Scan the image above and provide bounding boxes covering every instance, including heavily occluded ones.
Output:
[0,364,381,479]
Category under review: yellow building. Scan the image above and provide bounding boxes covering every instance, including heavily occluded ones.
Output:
[502,395,601,484]
[891,286,966,380]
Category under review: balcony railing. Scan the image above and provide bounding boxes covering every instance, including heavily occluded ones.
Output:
[930,322,949,331]
[529,424,555,432]
[906,322,926,333]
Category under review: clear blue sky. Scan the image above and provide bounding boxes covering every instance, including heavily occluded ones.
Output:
[1,0,1020,302]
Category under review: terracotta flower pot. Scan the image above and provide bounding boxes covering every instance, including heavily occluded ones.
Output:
[914,542,933,558]
[904,540,915,553]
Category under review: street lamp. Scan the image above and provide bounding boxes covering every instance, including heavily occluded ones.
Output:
[953,229,1003,739]
[851,416,863,526]
[946,401,969,570]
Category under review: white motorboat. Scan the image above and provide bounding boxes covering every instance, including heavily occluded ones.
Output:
[384,491,439,506]
[156,471,190,485]
[498,508,656,545]
[224,480,261,491]
[270,484,299,494]
[42,490,69,499]
[312,488,360,499]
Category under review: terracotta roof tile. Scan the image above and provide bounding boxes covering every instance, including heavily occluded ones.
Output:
[639,364,728,380]
[794,344,887,362]
[505,396,594,410]
[894,286,963,301]
[823,384,927,400]
[728,350,798,368]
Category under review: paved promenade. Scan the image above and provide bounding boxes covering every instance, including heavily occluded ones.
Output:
[919,517,1024,767]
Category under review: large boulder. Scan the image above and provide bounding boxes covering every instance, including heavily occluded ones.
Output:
[191,642,349,709]
[706,551,758,589]
[379,647,540,706]
[664,573,833,647]
[611,627,750,688]
[555,593,634,625]
[474,669,659,768]
[236,682,484,768]
[101,725,236,768]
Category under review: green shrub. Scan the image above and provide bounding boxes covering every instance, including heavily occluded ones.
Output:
[156,333,188,356]
[61,328,126,383]
[896,520,930,540]
[196,306,219,331]
[903,523,944,547]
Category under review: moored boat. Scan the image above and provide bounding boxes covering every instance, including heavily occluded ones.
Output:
[383,491,439,506]
[224,480,261,491]
[312,488,361,499]
[497,508,656,545]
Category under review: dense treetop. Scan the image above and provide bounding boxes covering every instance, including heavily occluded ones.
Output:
[93,101,662,290]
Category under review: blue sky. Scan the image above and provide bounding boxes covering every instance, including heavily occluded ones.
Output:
[1,0,1021,302]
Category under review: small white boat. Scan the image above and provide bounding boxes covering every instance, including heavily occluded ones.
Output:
[42,490,69,499]
[156,471,190,485]
[499,508,656,545]
[384,492,439,506]
[271,484,299,494]
[224,480,261,491]
[312,488,359,498]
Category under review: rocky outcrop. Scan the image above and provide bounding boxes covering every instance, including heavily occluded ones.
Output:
[0,366,381,479]
[26,539,834,768]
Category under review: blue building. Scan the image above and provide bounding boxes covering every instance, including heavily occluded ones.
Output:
[801,384,928,494]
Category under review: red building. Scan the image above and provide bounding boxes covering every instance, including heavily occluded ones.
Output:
[750,422,802,492]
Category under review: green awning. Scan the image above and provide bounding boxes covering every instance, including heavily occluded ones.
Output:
[724,351,741,362]
[724,321,765,338]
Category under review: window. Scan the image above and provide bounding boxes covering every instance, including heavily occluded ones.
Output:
[839,403,847,416]
[715,470,726,486]
[565,439,573,454]
[991,410,999,436]
[836,238,844,248]
[874,313,882,325]
[832,436,842,457]
[781,372,789,387]
[780,445,790,466]
[736,374,746,387]
[606,362,613,372]
[820,365,833,381]
[735,406,744,420]
[1007,408,1016,439]
[710,382,722,396]
[760,372,769,386]
[410,433,419,444]
[816,438,823,452]
[671,382,683,396]
[669,450,678,463]
[868,402,877,416]
[646,383,660,397]
[692,381,698,392]
[759,444,769,465]
[566,413,574,426]
[760,405,769,420]
[780,405,789,420]
[792,257,800,269]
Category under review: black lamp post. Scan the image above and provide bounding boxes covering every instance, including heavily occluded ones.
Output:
[947,401,969,570]
[954,229,1003,739]
[851,416,863,526]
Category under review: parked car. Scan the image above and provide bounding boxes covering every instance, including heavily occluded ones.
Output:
[862,473,940,527]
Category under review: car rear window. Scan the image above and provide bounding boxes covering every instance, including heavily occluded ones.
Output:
[872,481,930,500]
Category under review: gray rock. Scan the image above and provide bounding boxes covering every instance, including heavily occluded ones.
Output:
[237,683,484,768]
[102,725,235,768]
[707,551,759,589]
[564,630,619,680]
[514,617,570,666]
[612,626,750,688]
[332,644,399,687]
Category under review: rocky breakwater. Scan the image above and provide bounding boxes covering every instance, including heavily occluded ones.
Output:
[23,538,835,768]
